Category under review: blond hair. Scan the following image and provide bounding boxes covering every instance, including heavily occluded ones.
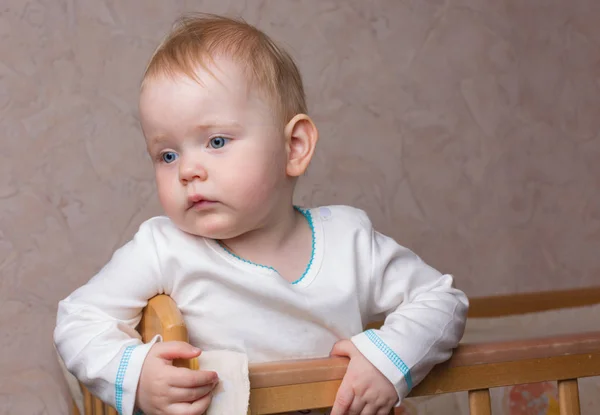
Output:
[142,13,307,125]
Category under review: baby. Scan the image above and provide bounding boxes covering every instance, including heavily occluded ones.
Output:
[54,13,468,415]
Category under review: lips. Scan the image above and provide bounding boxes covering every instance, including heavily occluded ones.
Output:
[187,194,217,210]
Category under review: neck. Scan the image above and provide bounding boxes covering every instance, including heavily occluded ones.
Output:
[220,204,302,260]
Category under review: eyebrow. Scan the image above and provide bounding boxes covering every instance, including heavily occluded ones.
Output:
[147,136,170,148]
[147,121,244,147]
[193,121,244,131]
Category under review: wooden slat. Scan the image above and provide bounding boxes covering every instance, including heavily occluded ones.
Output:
[139,295,198,370]
[82,385,93,415]
[250,380,341,414]
[248,330,600,413]
[106,406,118,415]
[250,387,395,414]
[250,356,348,388]
[468,286,600,318]
[93,395,104,415]
[558,379,580,415]
[448,331,600,366]
[139,295,188,343]
[468,389,491,415]
[413,351,600,396]
[78,291,600,415]
[413,350,600,396]
[250,331,600,388]
[248,350,600,412]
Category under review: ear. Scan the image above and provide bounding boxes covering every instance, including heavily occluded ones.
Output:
[284,114,319,177]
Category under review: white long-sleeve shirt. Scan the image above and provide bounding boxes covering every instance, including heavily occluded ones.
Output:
[54,205,468,415]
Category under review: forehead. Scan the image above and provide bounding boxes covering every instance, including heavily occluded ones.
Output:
[138,58,277,138]
[141,57,250,104]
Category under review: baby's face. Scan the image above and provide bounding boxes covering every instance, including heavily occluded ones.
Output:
[139,57,290,239]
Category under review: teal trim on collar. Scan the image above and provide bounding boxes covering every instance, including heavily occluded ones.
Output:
[291,207,315,285]
[217,206,316,285]
[217,243,277,273]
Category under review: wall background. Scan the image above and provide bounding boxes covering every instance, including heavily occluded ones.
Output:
[1,0,599,413]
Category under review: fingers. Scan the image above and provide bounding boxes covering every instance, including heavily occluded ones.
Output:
[330,377,354,415]
[155,341,202,362]
[330,339,356,358]
[184,393,213,415]
[347,398,367,415]
[168,393,212,415]
[168,366,219,388]
[168,382,217,403]
[374,398,396,415]
[349,393,395,415]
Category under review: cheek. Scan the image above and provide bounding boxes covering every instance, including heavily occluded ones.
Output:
[155,171,179,210]
[224,148,286,199]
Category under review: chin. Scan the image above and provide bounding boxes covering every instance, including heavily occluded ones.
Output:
[180,218,242,240]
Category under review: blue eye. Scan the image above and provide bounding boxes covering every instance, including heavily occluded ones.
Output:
[209,136,229,149]
[161,151,178,163]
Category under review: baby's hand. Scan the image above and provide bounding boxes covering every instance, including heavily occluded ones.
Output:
[329,340,397,415]
[136,341,218,415]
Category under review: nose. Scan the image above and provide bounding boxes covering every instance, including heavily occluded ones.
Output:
[179,155,208,184]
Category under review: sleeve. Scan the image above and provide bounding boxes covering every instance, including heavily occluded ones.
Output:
[350,227,469,403]
[54,220,167,415]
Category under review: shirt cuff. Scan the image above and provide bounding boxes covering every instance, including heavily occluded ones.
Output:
[116,335,160,415]
[351,329,412,404]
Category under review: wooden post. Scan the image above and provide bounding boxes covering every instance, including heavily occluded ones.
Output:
[558,379,580,415]
[93,396,104,415]
[468,389,492,415]
[82,386,93,415]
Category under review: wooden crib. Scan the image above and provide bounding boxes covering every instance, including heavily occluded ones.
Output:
[74,287,600,415]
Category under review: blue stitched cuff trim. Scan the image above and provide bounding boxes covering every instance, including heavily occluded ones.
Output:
[364,329,413,390]
[115,345,136,414]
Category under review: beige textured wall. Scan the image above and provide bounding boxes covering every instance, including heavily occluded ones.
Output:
[1,0,599,413]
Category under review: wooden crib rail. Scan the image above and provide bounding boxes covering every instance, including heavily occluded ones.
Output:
[467,286,600,318]
[138,294,199,370]
[248,331,600,413]
[76,292,600,415]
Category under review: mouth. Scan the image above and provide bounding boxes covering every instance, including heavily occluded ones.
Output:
[187,195,218,211]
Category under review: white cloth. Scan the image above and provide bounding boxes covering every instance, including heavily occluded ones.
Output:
[54,205,468,415]
[198,350,249,415]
